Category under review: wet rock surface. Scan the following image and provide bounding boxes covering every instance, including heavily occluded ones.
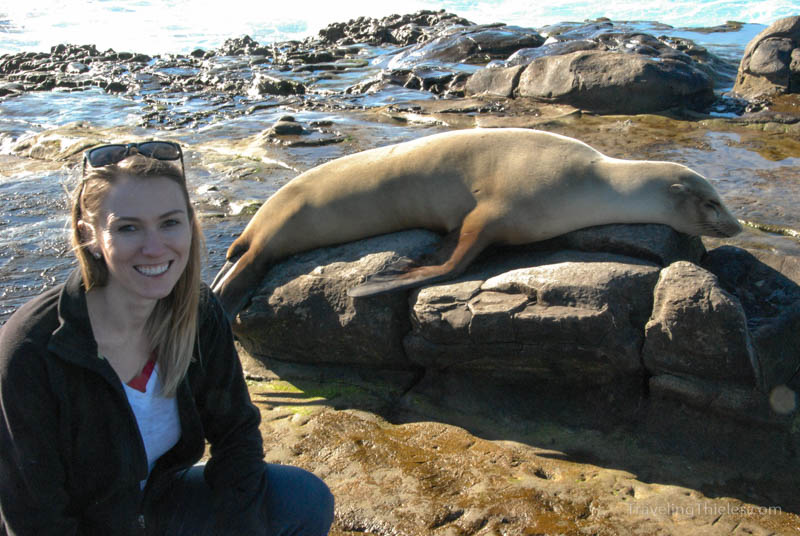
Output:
[3,11,793,124]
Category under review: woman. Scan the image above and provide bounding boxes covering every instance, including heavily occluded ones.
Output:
[0,142,334,535]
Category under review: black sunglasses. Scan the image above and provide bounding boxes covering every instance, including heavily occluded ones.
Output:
[82,141,184,176]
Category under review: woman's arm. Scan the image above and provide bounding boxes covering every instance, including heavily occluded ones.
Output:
[191,287,268,531]
[0,343,79,536]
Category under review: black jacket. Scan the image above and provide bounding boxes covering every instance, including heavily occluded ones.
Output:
[0,270,266,535]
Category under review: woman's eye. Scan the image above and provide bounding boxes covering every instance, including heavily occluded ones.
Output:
[118,224,137,232]
[162,219,181,228]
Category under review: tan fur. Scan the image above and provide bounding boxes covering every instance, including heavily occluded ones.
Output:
[212,128,741,316]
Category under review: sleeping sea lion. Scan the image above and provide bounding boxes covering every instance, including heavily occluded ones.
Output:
[211,128,741,316]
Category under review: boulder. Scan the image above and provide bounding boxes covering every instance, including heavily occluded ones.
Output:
[404,251,662,384]
[233,230,441,369]
[224,215,800,427]
[733,16,800,100]
[642,261,759,385]
[515,50,714,114]
[247,73,306,97]
[234,224,702,381]
[464,65,525,97]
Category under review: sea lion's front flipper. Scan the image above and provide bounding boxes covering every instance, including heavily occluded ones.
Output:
[348,209,494,298]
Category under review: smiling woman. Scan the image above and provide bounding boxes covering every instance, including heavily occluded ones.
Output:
[0,143,334,535]
[73,151,201,393]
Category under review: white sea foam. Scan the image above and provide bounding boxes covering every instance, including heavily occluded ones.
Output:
[1,0,797,55]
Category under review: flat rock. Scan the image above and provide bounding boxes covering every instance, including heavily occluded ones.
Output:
[405,251,661,384]
[241,357,800,536]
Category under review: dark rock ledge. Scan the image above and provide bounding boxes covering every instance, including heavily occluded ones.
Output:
[233,224,800,432]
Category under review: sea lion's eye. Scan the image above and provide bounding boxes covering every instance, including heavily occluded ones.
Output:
[704,201,720,215]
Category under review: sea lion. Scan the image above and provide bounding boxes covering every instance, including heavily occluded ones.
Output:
[211,128,741,316]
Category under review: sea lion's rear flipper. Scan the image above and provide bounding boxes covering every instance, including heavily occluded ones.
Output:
[346,259,447,297]
[348,210,495,298]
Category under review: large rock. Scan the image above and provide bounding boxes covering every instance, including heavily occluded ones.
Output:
[515,50,714,114]
[404,251,662,384]
[733,16,800,100]
[464,25,728,113]
[235,224,702,378]
[465,65,525,98]
[233,230,440,369]
[232,223,800,425]
[642,261,759,385]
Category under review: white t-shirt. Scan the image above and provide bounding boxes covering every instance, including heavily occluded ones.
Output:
[123,362,181,488]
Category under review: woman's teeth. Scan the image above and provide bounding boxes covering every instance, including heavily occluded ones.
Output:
[135,262,170,276]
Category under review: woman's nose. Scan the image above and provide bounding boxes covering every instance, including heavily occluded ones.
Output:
[141,229,167,256]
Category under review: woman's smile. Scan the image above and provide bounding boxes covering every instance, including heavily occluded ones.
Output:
[134,261,172,277]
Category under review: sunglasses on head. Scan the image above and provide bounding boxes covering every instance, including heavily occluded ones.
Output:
[82,141,184,176]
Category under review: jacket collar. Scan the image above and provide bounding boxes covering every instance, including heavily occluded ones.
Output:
[48,269,104,371]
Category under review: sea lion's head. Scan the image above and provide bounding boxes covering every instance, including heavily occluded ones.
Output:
[666,169,742,238]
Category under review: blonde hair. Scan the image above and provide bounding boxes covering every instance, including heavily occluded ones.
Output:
[71,154,204,396]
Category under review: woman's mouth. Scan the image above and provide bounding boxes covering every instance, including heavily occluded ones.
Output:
[135,261,171,277]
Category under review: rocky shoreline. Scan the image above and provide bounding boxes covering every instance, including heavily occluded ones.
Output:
[2,12,799,129]
[2,11,800,536]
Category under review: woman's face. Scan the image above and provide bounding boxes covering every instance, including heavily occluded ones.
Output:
[89,175,192,303]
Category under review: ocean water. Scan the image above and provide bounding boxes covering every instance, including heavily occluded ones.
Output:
[1,0,797,56]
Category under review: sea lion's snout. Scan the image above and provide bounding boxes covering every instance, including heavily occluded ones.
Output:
[710,202,743,237]
[721,218,743,237]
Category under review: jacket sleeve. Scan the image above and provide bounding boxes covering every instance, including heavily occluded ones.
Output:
[192,287,268,533]
[0,339,79,535]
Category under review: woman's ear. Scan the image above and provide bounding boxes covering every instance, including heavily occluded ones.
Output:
[77,220,96,247]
